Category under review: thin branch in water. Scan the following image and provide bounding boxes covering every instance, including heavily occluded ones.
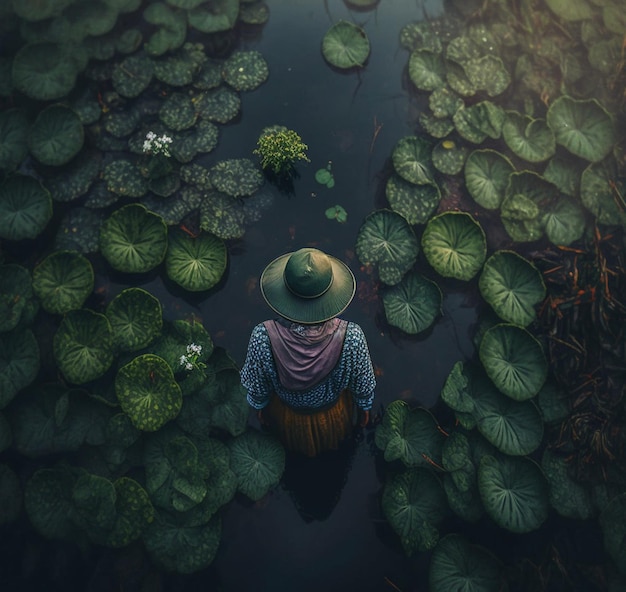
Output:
[369,115,383,154]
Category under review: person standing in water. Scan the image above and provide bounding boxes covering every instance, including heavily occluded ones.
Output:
[240,247,376,457]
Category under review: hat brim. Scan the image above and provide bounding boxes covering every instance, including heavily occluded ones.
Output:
[260,252,356,324]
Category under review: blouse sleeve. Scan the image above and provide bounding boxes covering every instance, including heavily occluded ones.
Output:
[345,323,376,411]
[240,323,273,409]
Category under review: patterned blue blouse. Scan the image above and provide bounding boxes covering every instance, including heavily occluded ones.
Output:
[241,320,376,411]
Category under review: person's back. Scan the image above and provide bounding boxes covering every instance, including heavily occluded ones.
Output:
[240,247,376,457]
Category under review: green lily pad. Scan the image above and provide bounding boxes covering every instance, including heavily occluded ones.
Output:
[478,250,546,327]
[391,136,435,185]
[32,250,94,315]
[0,174,53,240]
[222,50,269,91]
[546,96,615,162]
[408,49,447,91]
[382,271,442,334]
[382,467,448,555]
[432,139,469,175]
[463,55,510,97]
[208,158,264,197]
[421,211,487,281]
[143,2,187,56]
[228,429,285,501]
[159,92,197,131]
[453,101,505,144]
[115,354,182,431]
[100,204,168,273]
[112,53,153,98]
[385,173,441,225]
[464,149,514,210]
[0,264,36,333]
[53,309,115,384]
[374,400,444,466]
[0,328,40,409]
[0,108,29,172]
[102,160,148,198]
[542,197,587,246]
[195,87,241,124]
[322,20,370,69]
[165,228,227,292]
[355,209,419,286]
[187,0,239,33]
[478,454,549,533]
[105,287,163,352]
[28,104,84,166]
[580,157,626,226]
[479,323,548,401]
[502,111,556,163]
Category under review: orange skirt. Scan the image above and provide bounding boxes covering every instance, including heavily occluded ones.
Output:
[264,389,355,457]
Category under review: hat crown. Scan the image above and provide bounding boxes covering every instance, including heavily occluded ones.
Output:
[283,248,333,299]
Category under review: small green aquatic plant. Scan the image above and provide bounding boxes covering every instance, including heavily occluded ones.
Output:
[253,125,310,176]
[179,343,207,372]
[315,161,335,188]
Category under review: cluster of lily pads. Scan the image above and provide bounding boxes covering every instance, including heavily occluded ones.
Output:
[0,0,288,577]
[356,0,626,585]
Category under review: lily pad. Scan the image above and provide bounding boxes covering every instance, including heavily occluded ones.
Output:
[28,104,84,166]
[453,101,505,144]
[432,139,469,175]
[429,534,505,592]
[0,174,53,240]
[391,136,435,185]
[382,271,442,335]
[102,160,148,198]
[143,2,187,56]
[542,197,587,246]
[502,112,556,163]
[0,108,29,172]
[478,454,549,533]
[111,53,153,98]
[546,96,615,162]
[580,157,626,226]
[159,92,197,131]
[100,204,168,273]
[195,87,241,124]
[421,211,486,281]
[228,429,285,501]
[187,0,239,33]
[0,264,36,333]
[463,55,510,97]
[208,158,264,197]
[478,250,546,327]
[374,400,444,466]
[355,209,419,286]
[53,309,115,384]
[382,467,448,555]
[322,20,370,69]
[385,173,441,225]
[464,149,514,210]
[32,250,94,315]
[165,228,227,292]
[105,287,163,352]
[222,50,269,91]
[479,323,548,401]
[0,328,40,409]
[408,49,447,91]
[115,354,182,431]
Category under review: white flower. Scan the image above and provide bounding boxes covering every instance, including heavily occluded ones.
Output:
[185,362,193,371]
[187,343,202,355]
[179,354,188,366]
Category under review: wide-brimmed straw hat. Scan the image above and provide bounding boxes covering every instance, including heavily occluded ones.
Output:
[260,247,356,324]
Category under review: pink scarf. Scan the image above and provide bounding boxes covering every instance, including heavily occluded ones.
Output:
[263,318,347,391]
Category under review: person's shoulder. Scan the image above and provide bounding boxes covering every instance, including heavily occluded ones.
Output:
[250,322,270,338]
[343,320,366,340]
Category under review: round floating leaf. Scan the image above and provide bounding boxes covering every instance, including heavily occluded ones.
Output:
[429,534,505,592]
[112,54,153,98]
[541,197,587,246]
[464,55,510,97]
[599,493,626,576]
[0,174,53,240]
[115,354,182,431]
[464,149,514,210]
[105,287,163,352]
[470,372,544,456]
[502,112,556,163]
[196,87,241,124]
[0,108,29,172]
[541,449,593,520]
[479,324,548,401]
[46,150,102,203]
[0,264,35,333]
[143,2,187,56]
[421,211,487,281]
[374,400,444,466]
[478,454,549,533]
[355,209,419,286]
[102,160,148,198]
[159,92,197,131]
[165,228,228,292]
[545,0,593,20]
[32,250,94,315]
[546,96,615,162]
[408,49,447,91]
[12,42,83,100]
[382,468,448,555]
[152,318,213,371]
[228,429,285,501]
[382,271,442,335]
[0,328,40,409]
[187,0,239,32]
[322,20,370,69]
[453,101,505,144]
[429,86,463,119]
[580,157,626,226]
[53,309,115,384]
[478,250,545,326]
[28,104,84,166]
[143,511,221,574]
[100,204,168,273]
[432,139,468,175]
[391,136,435,185]
[419,111,455,139]
[542,152,582,197]
[385,173,441,225]
[222,50,269,91]
[208,158,264,197]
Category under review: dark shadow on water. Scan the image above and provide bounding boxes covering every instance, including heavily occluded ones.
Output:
[279,428,360,524]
